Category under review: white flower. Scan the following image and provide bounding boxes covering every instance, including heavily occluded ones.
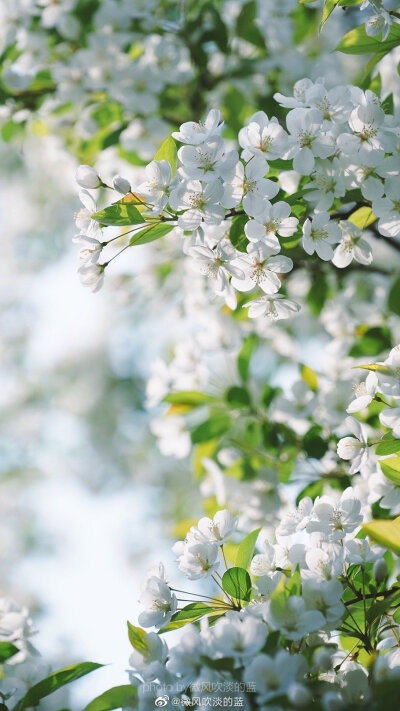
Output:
[285,108,335,175]
[73,233,103,264]
[344,539,382,565]
[231,243,293,294]
[167,625,207,681]
[304,543,344,581]
[238,111,289,161]
[379,345,400,398]
[337,416,369,474]
[210,612,267,665]
[172,109,224,145]
[365,9,392,40]
[0,598,34,650]
[189,239,244,309]
[244,293,300,320]
[136,159,174,215]
[266,595,325,640]
[337,96,395,165]
[77,262,105,292]
[303,158,346,211]
[75,164,101,189]
[305,84,353,127]
[380,404,400,438]
[302,579,344,628]
[373,176,400,238]
[222,157,279,216]
[151,415,191,459]
[176,539,220,580]
[129,631,168,681]
[138,568,177,629]
[274,78,317,109]
[170,180,225,230]
[245,201,298,247]
[306,488,363,540]
[243,650,306,704]
[250,539,281,577]
[347,372,378,413]
[74,189,101,236]
[178,137,238,182]
[332,221,373,268]
[276,497,313,537]
[197,510,238,544]
[302,212,341,261]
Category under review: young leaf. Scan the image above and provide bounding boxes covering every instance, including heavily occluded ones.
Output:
[300,363,318,391]
[222,567,252,601]
[154,137,177,176]
[236,528,261,571]
[0,641,19,663]
[380,456,400,486]
[129,223,174,246]
[158,603,213,633]
[321,0,339,29]
[336,22,400,55]
[363,517,400,555]
[348,206,376,229]
[15,662,103,710]
[127,622,148,654]
[191,413,231,444]
[93,201,145,226]
[164,391,215,407]
[376,439,400,456]
[83,685,137,711]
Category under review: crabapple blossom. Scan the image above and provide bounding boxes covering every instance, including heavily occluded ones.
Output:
[332,221,373,268]
[222,157,279,215]
[244,293,301,320]
[136,159,174,215]
[302,212,341,261]
[197,510,238,544]
[172,109,224,145]
[306,488,363,540]
[347,372,378,413]
[245,201,298,246]
[138,565,177,628]
[231,243,293,294]
[285,108,335,174]
[337,417,369,474]
[170,179,225,230]
[238,112,289,161]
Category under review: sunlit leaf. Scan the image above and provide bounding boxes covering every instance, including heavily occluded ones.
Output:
[83,685,137,711]
[363,517,400,555]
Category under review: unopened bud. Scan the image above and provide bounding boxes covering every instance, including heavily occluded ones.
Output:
[373,558,387,583]
[76,164,101,189]
[113,174,131,195]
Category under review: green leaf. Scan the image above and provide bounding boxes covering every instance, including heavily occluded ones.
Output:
[348,206,376,229]
[154,137,177,176]
[380,456,400,485]
[222,567,252,601]
[336,22,400,55]
[388,276,400,316]
[321,0,339,29]
[191,413,231,444]
[363,517,400,555]
[306,272,329,316]
[225,385,251,408]
[93,200,145,227]
[296,480,324,506]
[0,641,19,662]
[158,603,213,633]
[229,214,248,253]
[381,93,394,115]
[349,326,392,357]
[127,622,148,654]
[236,528,261,570]
[235,1,266,48]
[164,391,215,407]
[83,685,137,711]
[129,223,174,246]
[376,439,400,456]
[355,363,390,374]
[237,334,258,382]
[300,363,318,391]
[15,662,103,710]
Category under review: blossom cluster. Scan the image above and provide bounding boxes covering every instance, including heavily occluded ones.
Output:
[128,505,400,711]
[73,80,399,329]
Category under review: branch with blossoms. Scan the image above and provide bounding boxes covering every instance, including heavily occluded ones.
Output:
[72,80,400,324]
